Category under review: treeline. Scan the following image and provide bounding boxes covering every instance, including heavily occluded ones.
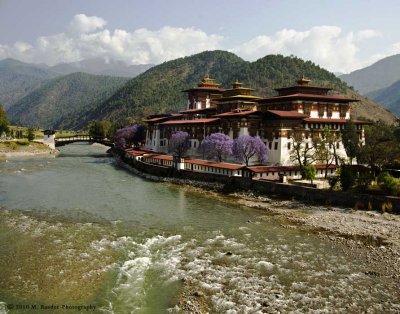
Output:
[291,120,400,195]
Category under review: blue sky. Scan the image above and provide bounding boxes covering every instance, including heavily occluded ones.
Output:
[1,0,399,73]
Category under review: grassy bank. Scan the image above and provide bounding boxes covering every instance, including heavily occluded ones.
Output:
[0,139,56,157]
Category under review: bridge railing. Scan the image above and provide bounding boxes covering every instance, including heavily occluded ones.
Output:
[54,135,113,147]
[55,135,92,142]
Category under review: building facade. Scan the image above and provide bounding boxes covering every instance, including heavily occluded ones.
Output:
[144,77,368,166]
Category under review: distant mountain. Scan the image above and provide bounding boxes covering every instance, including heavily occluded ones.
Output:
[340,54,400,94]
[366,79,400,116]
[0,57,152,112]
[50,58,153,78]
[84,50,396,125]
[0,58,59,109]
[334,72,345,77]
[7,72,129,130]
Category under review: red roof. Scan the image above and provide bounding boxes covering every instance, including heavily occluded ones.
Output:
[160,118,220,125]
[125,149,147,156]
[185,158,245,170]
[143,154,173,161]
[258,93,359,103]
[304,118,372,124]
[180,108,216,114]
[214,110,261,117]
[182,86,224,92]
[143,117,170,123]
[275,85,331,92]
[266,110,308,118]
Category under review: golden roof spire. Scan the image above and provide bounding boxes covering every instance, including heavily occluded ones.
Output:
[296,76,311,85]
[232,80,243,89]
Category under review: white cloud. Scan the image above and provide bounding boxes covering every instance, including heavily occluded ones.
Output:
[356,29,381,41]
[68,14,107,34]
[233,26,364,73]
[0,14,222,66]
[0,14,391,73]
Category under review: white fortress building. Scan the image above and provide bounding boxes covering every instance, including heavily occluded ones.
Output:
[144,77,368,166]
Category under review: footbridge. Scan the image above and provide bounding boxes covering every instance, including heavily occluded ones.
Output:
[42,130,113,149]
[55,135,114,147]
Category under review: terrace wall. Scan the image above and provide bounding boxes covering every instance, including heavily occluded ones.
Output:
[112,148,400,213]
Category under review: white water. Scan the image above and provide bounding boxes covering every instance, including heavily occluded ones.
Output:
[0,144,399,313]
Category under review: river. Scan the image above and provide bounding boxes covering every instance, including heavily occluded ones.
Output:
[0,143,399,313]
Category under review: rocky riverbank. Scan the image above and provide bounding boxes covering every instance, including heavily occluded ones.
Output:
[230,192,400,285]
[113,155,400,312]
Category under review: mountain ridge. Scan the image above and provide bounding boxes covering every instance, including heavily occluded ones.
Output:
[7,72,129,129]
[366,79,400,116]
[340,54,400,94]
[86,50,395,126]
[5,51,397,129]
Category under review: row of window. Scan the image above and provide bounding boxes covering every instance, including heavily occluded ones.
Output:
[186,164,241,175]
[255,168,335,178]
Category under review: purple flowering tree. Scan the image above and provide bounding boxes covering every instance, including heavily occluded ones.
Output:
[169,131,190,159]
[114,125,145,148]
[201,133,233,162]
[232,135,269,166]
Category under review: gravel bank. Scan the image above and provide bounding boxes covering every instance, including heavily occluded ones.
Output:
[232,192,400,285]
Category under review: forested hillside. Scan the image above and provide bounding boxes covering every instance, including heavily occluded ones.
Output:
[86,50,395,125]
[366,79,400,116]
[6,51,396,129]
[340,54,400,94]
[0,58,59,109]
[7,72,129,129]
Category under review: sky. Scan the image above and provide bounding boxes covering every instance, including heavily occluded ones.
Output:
[0,0,399,73]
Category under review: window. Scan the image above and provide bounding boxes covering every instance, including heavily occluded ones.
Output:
[287,142,291,150]
[274,142,278,150]
[269,142,272,150]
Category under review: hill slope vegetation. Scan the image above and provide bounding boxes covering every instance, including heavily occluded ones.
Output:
[340,54,400,94]
[87,50,396,125]
[7,72,129,129]
[366,79,400,116]
[0,58,59,109]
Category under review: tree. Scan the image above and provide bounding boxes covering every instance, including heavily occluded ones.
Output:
[290,130,315,168]
[27,128,35,141]
[0,104,9,136]
[232,135,269,166]
[340,164,355,191]
[301,163,316,184]
[87,120,111,139]
[342,121,360,165]
[169,131,190,159]
[114,125,145,148]
[314,127,340,178]
[201,133,233,162]
[357,121,400,178]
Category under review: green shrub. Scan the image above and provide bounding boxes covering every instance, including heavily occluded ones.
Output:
[340,165,355,191]
[9,142,18,150]
[328,176,340,190]
[356,172,373,192]
[16,139,29,146]
[377,172,400,196]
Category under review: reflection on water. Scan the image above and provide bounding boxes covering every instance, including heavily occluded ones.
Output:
[0,143,399,313]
